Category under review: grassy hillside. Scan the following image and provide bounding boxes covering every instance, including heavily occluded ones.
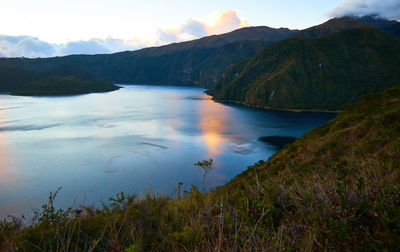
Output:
[210,27,400,111]
[10,76,120,96]
[1,86,399,251]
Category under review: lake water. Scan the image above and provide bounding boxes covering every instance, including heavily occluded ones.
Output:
[0,85,335,218]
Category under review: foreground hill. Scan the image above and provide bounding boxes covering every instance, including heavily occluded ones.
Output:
[0,27,296,89]
[210,27,400,111]
[1,87,399,250]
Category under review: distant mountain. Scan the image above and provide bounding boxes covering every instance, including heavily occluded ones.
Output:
[293,17,369,38]
[353,15,398,29]
[352,15,400,38]
[383,22,400,38]
[131,26,296,56]
[0,26,297,89]
[293,16,400,40]
[210,27,400,111]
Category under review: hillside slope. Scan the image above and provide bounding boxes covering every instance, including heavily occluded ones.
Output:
[1,87,399,251]
[210,27,400,110]
[217,85,400,250]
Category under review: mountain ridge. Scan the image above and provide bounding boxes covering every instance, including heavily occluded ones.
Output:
[0,25,297,88]
[210,26,400,111]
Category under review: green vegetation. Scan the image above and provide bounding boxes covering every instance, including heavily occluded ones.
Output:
[210,27,400,111]
[10,76,120,96]
[1,86,399,251]
[195,159,214,189]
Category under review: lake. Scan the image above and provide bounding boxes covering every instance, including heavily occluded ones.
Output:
[0,85,335,218]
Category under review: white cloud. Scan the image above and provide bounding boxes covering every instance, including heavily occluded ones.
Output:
[0,35,149,58]
[329,0,400,20]
[156,10,249,44]
[58,40,111,55]
[0,35,56,58]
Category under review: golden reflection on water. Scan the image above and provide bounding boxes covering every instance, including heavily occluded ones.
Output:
[198,95,229,155]
[0,99,11,187]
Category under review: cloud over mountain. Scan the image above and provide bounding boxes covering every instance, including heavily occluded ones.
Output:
[0,35,56,58]
[329,0,400,20]
[0,35,150,58]
[156,10,249,44]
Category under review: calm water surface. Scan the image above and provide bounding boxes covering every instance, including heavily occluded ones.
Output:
[0,85,335,217]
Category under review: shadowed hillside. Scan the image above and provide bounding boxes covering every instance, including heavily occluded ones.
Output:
[210,27,400,111]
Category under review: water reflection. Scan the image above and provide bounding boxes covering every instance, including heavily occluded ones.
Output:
[198,94,229,155]
[0,85,336,218]
[0,98,12,188]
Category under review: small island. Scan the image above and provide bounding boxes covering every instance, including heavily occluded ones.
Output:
[10,76,120,96]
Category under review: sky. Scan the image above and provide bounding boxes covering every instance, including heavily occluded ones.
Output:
[0,0,399,58]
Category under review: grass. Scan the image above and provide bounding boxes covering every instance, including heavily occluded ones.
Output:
[1,87,400,251]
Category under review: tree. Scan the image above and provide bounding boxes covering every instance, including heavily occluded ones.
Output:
[195,159,214,189]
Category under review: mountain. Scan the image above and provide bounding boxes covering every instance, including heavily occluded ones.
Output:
[354,14,398,29]
[384,22,400,38]
[292,16,399,40]
[136,26,296,56]
[210,27,400,111]
[293,17,369,38]
[0,26,297,89]
[42,62,95,80]
[3,87,399,250]
[352,15,400,38]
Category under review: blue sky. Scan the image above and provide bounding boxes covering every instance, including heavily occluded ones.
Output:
[0,0,399,57]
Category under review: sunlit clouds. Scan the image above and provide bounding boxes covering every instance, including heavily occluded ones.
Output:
[0,10,248,58]
[156,10,248,44]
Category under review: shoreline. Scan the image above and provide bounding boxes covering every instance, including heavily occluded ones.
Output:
[211,97,340,113]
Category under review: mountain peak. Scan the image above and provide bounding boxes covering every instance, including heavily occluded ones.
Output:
[350,14,398,29]
[293,17,369,38]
